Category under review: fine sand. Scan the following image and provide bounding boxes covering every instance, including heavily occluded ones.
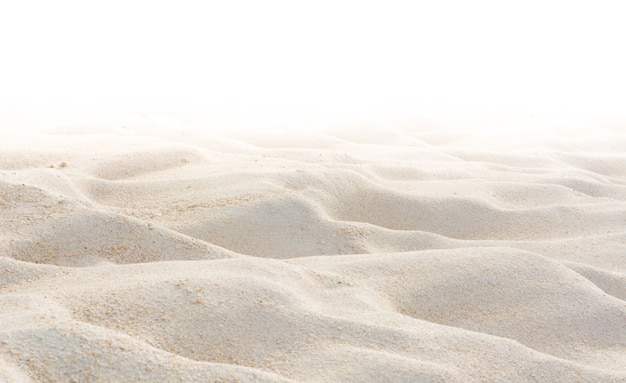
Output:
[1,111,626,382]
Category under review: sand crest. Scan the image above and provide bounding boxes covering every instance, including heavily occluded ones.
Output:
[1,117,625,382]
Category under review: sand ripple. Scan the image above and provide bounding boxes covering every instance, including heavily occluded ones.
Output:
[1,125,625,382]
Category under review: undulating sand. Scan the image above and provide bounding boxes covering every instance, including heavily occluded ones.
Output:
[1,110,626,382]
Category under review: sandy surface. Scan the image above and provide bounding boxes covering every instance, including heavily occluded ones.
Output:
[1,112,626,382]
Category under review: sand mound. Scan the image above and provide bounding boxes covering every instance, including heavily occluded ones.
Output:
[1,121,625,382]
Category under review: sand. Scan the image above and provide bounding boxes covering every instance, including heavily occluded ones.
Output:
[1,110,626,382]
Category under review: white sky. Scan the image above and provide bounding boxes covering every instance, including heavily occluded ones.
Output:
[1,0,625,124]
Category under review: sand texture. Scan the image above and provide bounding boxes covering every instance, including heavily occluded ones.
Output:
[1,121,626,382]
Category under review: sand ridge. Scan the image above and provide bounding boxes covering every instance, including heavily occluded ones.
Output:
[1,121,626,382]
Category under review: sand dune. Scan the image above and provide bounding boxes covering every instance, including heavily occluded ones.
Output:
[1,119,626,382]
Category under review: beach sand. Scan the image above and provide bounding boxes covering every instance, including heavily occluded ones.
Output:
[1,109,626,382]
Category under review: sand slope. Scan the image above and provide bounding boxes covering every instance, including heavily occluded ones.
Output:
[1,122,626,382]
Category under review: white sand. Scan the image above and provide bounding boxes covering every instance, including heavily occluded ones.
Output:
[1,109,626,382]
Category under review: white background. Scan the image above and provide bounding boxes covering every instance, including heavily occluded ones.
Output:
[1,0,625,130]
